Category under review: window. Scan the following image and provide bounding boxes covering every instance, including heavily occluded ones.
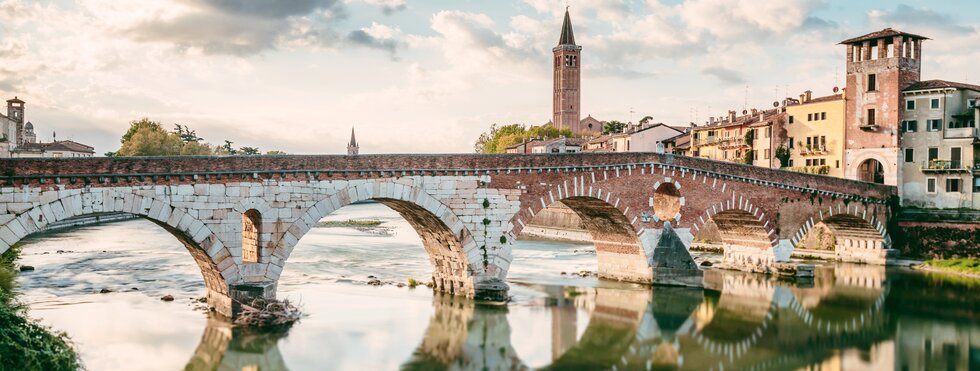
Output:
[835,160,840,168]
[901,120,918,133]
[788,137,794,149]
[950,147,961,169]
[764,149,770,159]
[807,113,813,121]
[906,100,915,110]
[765,127,772,138]
[867,74,877,91]
[969,99,977,109]
[242,209,261,263]
[928,147,939,161]
[974,177,980,193]
[905,148,914,163]
[867,109,876,125]
[931,98,940,109]
[946,178,961,193]
[927,178,936,193]
[821,112,827,120]
[949,120,975,129]
[789,116,795,124]
[928,119,942,131]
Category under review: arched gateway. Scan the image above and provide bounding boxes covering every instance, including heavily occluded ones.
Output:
[0,153,894,318]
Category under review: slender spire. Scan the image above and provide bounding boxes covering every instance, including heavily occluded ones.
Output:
[348,127,357,147]
[558,8,576,46]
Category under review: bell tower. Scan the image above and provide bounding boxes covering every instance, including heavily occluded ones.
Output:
[840,28,928,185]
[6,97,24,145]
[553,8,582,133]
[347,127,359,155]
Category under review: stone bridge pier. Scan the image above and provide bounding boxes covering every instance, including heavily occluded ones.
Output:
[0,154,897,318]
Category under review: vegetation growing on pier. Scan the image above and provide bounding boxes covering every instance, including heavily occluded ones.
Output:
[0,245,81,371]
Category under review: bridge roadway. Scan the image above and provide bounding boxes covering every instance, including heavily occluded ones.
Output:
[0,153,895,317]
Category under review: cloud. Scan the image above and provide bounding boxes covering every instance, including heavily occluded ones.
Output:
[361,0,407,15]
[126,0,349,56]
[867,4,974,34]
[702,66,746,85]
[346,23,399,58]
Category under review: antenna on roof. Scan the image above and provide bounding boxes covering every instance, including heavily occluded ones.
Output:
[743,85,749,111]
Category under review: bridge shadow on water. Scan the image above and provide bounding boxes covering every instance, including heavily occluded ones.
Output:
[178,263,980,371]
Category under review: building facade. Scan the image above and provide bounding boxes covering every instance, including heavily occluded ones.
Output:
[530,137,584,154]
[840,28,927,185]
[785,91,846,177]
[899,80,980,209]
[1,96,95,158]
[627,123,685,153]
[691,109,785,168]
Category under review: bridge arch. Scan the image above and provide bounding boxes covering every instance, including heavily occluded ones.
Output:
[0,188,239,316]
[511,178,654,283]
[272,180,493,297]
[790,203,891,263]
[690,195,779,268]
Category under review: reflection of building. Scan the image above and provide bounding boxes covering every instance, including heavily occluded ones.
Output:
[899,80,980,208]
[1,97,95,158]
[840,28,928,185]
[785,90,846,176]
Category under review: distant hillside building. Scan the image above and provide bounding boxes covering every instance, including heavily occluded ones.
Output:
[0,96,94,158]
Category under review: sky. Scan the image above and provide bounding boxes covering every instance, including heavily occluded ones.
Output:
[0,0,977,155]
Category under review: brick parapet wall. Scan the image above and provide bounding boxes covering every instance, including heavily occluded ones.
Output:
[0,153,895,202]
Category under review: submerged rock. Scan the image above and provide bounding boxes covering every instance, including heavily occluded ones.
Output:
[700,261,714,267]
[99,288,112,294]
[161,294,175,302]
[367,278,382,286]
[19,265,34,272]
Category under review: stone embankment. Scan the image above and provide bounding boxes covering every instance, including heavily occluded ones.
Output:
[894,209,980,259]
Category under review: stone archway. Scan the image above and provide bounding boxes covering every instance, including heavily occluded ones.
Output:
[858,158,885,184]
[272,180,504,300]
[0,188,238,316]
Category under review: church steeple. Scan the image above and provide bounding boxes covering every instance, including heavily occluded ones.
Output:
[558,8,576,46]
[347,127,359,155]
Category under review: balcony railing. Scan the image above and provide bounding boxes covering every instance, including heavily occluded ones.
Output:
[799,145,829,156]
[719,137,747,149]
[921,159,970,173]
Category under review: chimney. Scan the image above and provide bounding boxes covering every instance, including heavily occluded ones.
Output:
[799,93,806,103]
[804,90,812,103]
[727,110,737,122]
[709,117,715,125]
[750,108,758,116]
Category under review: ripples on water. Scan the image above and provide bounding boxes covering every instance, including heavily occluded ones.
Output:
[13,203,980,370]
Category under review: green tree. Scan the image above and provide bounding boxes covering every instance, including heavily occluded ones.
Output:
[473,123,576,153]
[265,150,288,155]
[173,124,203,143]
[239,146,260,155]
[775,145,791,168]
[639,116,654,125]
[116,120,185,156]
[602,120,626,134]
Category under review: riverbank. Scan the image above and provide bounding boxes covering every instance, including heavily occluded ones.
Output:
[912,258,980,279]
[0,245,80,370]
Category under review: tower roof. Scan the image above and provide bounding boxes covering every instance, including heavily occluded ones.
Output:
[348,127,358,147]
[557,8,576,46]
[839,28,928,45]
[6,96,24,104]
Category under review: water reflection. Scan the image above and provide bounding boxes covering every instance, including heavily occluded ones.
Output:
[176,262,980,371]
[185,319,288,371]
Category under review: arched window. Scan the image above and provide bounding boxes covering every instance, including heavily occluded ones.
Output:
[242,209,261,263]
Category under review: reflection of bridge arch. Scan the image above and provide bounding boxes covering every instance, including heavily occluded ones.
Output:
[786,264,889,334]
[184,318,288,370]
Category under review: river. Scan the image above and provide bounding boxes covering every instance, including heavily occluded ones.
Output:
[13,203,980,370]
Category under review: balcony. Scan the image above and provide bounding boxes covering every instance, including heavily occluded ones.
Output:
[798,145,829,156]
[718,137,747,149]
[858,118,878,131]
[921,159,970,173]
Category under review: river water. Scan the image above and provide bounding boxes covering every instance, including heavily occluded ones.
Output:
[13,203,980,370]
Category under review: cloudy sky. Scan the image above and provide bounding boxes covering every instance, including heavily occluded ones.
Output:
[1,0,977,154]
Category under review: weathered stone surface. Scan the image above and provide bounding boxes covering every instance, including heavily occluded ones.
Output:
[0,153,897,318]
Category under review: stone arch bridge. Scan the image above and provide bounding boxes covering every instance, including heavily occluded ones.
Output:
[0,153,894,316]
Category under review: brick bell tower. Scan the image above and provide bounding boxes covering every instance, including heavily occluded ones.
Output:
[840,28,927,185]
[553,8,582,133]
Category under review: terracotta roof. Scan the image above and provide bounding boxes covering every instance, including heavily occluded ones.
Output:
[586,135,611,145]
[803,94,844,104]
[903,79,980,92]
[14,140,95,154]
[694,108,781,130]
[558,9,576,46]
[839,28,928,45]
[631,122,684,135]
